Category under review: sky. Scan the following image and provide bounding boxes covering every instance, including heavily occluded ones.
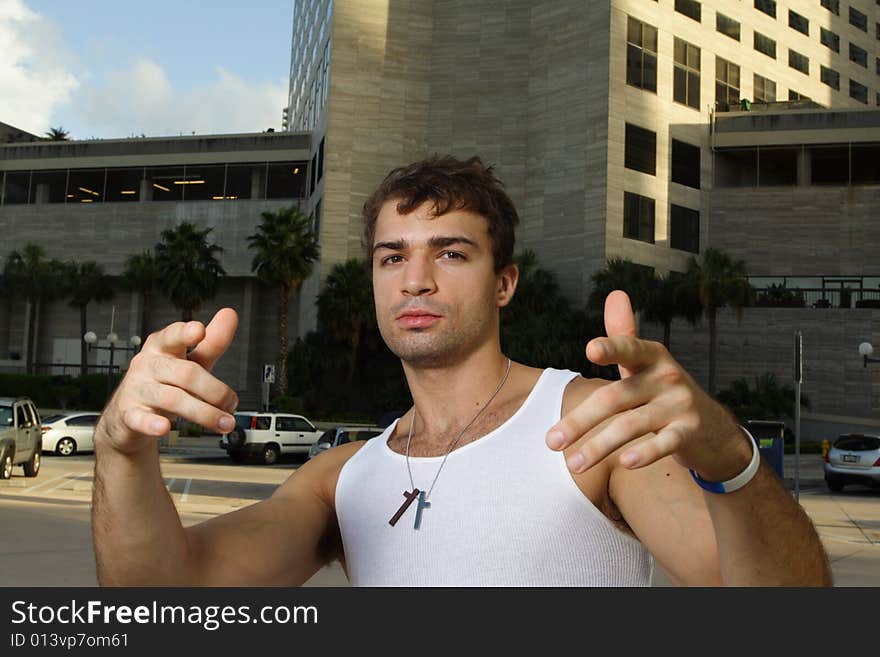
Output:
[0,0,294,139]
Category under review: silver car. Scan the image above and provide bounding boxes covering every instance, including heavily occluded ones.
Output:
[824,433,880,492]
[41,412,101,456]
[0,397,42,479]
[308,426,384,459]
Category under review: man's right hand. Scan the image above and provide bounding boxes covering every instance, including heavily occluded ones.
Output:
[96,308,240,456]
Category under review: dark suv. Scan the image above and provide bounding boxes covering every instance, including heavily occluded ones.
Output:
[0,397,42,479]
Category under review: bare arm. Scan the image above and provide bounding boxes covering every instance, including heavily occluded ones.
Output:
[91,309,347,586]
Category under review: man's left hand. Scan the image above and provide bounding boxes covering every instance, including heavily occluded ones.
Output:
[546,290,752,482]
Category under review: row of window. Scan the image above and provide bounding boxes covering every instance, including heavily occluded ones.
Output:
[624,123,700,189]
[0,162,309,206]
[628,16,877,108]
[623,191,700,255]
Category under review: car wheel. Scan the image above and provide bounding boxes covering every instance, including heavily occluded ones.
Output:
[56,437,77,456]
[228,427,246,448]
[825,476,844,492]
[229,451,248,464]
[261,444,280,466]
[0,449,12,480]
[23,448,40,477]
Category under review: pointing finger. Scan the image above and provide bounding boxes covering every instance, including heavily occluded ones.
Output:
[587,335,663,374]
[186,308,239,372]
[603,290,638,378]
[144,320,206,357]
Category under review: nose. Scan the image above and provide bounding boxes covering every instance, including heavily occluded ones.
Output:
[401,253,437,296]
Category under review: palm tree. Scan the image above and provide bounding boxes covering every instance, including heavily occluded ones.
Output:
[62,261,115,376]
[2,244,64,373]
[717,372,810,422]
[680,248,755,395]
[121,250,160,338]
[43,127,70,141]
[641,272,702,351]
[588,257,655,314]
[155,222,226,322]
[247,206,320,397]
[316,259,374,394]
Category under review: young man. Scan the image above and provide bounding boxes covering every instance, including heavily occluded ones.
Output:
[92,156,831,586]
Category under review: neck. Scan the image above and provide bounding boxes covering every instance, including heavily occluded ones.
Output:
[401,342,511,439]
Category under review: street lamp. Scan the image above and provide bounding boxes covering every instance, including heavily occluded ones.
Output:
[84,331,142,399]
[858,342,880,367]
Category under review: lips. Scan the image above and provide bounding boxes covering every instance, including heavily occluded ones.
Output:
[396,310,442,328]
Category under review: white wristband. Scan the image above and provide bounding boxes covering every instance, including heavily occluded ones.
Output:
[689,426,761,494]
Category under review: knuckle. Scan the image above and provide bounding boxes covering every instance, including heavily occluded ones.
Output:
[155,385,180,410]
[659,367,685,387]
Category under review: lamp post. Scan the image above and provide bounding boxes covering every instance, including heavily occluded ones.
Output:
[858,342,880,367]
[84,330,142,401]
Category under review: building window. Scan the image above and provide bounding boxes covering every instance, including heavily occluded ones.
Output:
[626,17,658,93]
[820,66,841,91]
[788,49,809,75]
[670,205,699,254]
[788,10,809,36]
[820,0,839,15]
[877,57,880,76]
[754,0,776,18]
[673,38,701,110]
[850,79,869,105]
[623,192,655,244]
[716,13,740,41]
[820,28,840,53]
[850,7,868,33]
[624,123,657,175]
[754,32,776,59]
[715,57,740,110]
[850,43,868,68]
[317,137,325,182]
[674,0,701,23]
[671,139,700,189]
[753,74,776,103]
[788,89,809,102]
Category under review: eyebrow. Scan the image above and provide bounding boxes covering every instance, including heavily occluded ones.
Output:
[371,235,479,254]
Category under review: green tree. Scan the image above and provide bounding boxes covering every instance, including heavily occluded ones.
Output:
[155,222,226,322]
[43,126,70,141]
[2,244,64,374]
[316,259,374,395]
[680,248,755,395]
[716,372,811,423]
[121,250,160,338]
[588,257,655,314]
[641,272,703,351]
[61,261,115,377]
[247,206,319,397]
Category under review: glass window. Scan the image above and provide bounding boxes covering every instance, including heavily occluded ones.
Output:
[788,10,809,36]
[16,405,29,428]
[788,89,809,102]
[850,43,867,68]
[820,66,840,90]
[714,148,757,187]
[850,79,868,105]
[291,417,314,432]
[754,32,776,59]
[626,17,658,93]
[623,192,655,244]
[674,0,701,22]
[759,148,798,186]
[810,146,849,184]
[671,139,700,189]
[2,171,30,204]
[310,153,317,194]
[225,164,256,200]
[852,144,880,184]
[317,137,325,182]
[673,38,701,110]
[30,170,67,204]
[105,168,143,203]
[753,74,776,102]
[670,205,699,253]
[67,414,100,426]
[66,169,105,204]
[849,7,867,32]
[788,49,809,75]
[145,166,184,201]
[267,162,308,199]
[820,28,840,53]
[820,0,839,15]
[754,0,776,18]
[716,13,740,41]
[624,123,657,175]
[715,57,740,109]
[177,165,225,201]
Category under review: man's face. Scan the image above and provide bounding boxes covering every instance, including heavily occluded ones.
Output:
[371,200,517,368]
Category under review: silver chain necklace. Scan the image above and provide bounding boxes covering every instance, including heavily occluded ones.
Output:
[388,357,512,530]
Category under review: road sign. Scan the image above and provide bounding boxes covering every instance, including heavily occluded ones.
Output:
[263,364,276,383]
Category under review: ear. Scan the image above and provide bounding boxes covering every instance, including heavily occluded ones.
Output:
[496,263,519,308]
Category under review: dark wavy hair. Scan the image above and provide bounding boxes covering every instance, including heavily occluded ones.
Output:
[362,155,519,272]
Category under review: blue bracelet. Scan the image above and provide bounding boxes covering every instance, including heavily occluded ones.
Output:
[689,426,761,494]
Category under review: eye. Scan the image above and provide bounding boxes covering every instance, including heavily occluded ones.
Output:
[439,251,466,261]
[381,254,404,265]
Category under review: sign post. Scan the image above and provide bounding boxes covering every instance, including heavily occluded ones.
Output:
[793,331,803,502]
[262,364,275,412]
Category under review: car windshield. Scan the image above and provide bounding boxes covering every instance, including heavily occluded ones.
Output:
[0,407,12,427]
[834,435,880,451]
[233,414,254,429]
[42,414,65,424]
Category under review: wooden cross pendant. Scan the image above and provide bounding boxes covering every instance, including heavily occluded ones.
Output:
[389,488,420,527]
[413,490,431,530]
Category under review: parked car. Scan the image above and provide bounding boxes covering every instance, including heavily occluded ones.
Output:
[41,412,101,456]
[218,412,324,464]
[824,433,880,492]
[0,397,42,479]
[308,426,384,459]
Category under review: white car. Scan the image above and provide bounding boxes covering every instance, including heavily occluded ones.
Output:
[218,412,324,464]
[41,412,101,456]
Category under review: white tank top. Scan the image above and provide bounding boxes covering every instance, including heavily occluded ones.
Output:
[335,368,654,586]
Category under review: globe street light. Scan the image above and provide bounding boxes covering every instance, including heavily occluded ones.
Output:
[858,342,880,367]
[84,330,142,399]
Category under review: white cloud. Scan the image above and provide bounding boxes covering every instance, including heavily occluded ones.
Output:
[69,59,288,138]
[0,0,79,135]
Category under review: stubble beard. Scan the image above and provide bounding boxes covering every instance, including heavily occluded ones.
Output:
[380,310,496,369]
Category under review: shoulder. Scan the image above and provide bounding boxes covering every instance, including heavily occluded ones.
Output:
[275,440,369,510]
[561,373,611,415]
